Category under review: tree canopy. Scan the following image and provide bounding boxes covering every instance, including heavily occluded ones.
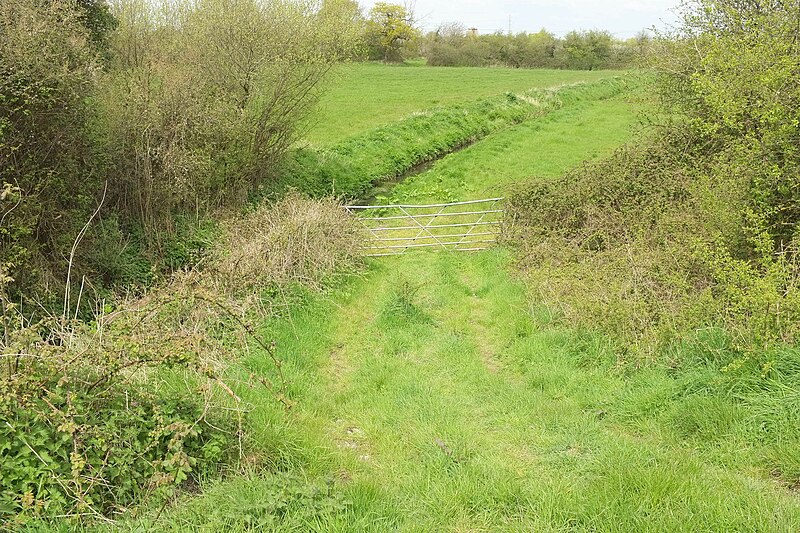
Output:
[365,2,420,62]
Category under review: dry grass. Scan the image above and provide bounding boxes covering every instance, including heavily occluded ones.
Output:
[210,192,362,297]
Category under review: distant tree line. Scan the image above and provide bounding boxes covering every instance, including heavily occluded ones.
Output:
[422,24,650,70]
[359,3,649,69]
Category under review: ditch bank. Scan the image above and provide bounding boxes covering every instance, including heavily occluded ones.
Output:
[275,76,635,202]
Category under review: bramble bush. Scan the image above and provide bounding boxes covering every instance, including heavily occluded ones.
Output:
[507,130,800,351]
[1,192,364,526]
[0,295,234,525]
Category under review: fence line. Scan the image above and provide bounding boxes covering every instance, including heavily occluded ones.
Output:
[345,198,503,257]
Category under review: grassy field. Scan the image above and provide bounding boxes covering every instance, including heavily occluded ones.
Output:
[109,67,800,531]
[283,78,632,199]
[389,92,645,203]
[306,62,623,146]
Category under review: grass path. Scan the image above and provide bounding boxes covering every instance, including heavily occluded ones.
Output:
[262,251,800,531]
[117,81,800,532]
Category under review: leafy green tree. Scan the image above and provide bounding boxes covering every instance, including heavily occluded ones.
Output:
[365,2,420,62]
[319,0,366,60]
[525,29,558,67]
[560,30,613,70]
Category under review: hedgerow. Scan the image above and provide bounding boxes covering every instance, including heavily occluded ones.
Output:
[1,0,361,310]
[506,4,800,489]
[507,0,800,355]
[1,192,363,526]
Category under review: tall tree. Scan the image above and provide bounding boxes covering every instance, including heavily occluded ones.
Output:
[365,2,420,62]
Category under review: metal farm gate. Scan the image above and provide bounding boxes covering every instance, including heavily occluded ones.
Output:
[346,198,503,257]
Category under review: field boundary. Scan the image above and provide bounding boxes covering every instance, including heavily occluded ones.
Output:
[346,198,503,257]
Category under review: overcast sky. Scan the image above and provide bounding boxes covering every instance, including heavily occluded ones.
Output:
[359,1,681,39]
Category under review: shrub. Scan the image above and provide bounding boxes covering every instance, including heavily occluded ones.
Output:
[650,0,800,254]
[0,301,235,525]
[507,129,800,354]
[507,1,800,356]
[97,0,362,245]
[0,0,102,296]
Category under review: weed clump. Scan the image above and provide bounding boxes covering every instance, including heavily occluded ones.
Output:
[380,281,432,325]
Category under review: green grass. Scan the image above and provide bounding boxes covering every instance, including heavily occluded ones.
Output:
[101,69,800,531]
[113,251,800,531]
[307,62,625,146]
[282,78,633,199]
[389,92,646,203]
